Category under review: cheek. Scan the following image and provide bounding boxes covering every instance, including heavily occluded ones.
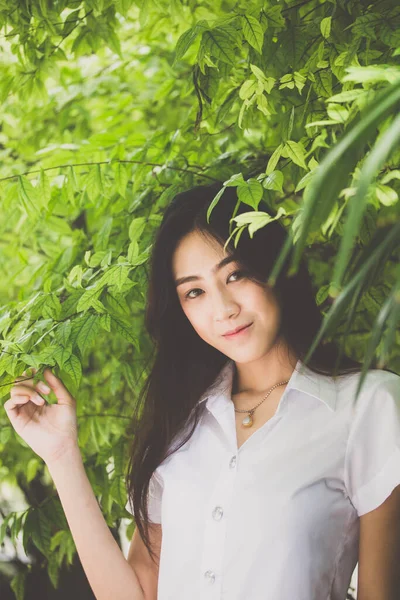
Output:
[249,287,279,320]
[181,302,209,335]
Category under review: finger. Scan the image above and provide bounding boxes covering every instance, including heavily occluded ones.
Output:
[10,385,46,405]
[13,377,50,395]
[4,393,44,411]
[36,380,51,394]
[43,368,75,406]
[4,395,30,411]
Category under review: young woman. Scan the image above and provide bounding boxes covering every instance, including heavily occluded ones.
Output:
[4,183,400,600]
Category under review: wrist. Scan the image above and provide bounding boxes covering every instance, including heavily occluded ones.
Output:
[45,441,82,472]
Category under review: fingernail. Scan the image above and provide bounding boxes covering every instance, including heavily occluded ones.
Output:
[39,383,51,394]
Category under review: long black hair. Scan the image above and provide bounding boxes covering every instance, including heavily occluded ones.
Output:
[125,182,373,565]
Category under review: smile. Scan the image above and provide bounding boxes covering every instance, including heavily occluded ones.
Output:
[223,323,253,338]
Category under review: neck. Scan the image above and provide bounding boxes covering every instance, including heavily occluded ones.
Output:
[232,346,298,397]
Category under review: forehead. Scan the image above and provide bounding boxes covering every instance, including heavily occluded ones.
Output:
[172,230,230,275]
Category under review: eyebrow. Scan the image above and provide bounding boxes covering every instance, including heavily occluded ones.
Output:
[174,255,237,288]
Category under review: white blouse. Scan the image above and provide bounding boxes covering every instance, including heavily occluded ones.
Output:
[126,359,400,600]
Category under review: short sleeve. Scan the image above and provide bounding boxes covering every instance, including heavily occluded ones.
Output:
[344,372,400,516]
[125,470,164,524]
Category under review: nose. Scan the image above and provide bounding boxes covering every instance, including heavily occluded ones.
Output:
[213,287,239,322]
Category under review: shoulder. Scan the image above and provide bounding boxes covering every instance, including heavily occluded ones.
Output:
[343,368,400,517]
[339,369,400,443]
[336,368,400,403]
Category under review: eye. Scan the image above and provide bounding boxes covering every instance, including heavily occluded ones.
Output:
[228,269,243,282]
[184,270,244,300]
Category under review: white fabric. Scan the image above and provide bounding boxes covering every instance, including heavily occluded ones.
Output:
[125,359,400,600]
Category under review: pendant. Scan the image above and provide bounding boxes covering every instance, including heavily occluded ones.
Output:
[242,412,254,428]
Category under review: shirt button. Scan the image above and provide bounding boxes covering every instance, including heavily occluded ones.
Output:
[229,455,236,469]
[204,570,216,583]
[212,506,223,521]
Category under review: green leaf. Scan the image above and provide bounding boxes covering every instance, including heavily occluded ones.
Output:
[269,75,400,285]
[85,164,104,202]
[27,508,52,557]
[175,27,198,62]
[331,109,400,291]
[127,240,139,263]
[90,418,100,452]
[112,162,129,198]
[266,144,283,175]
[48,552,61,589]
[232,207,286,238]
[53,344,73,369]
[295,166,319,192]
[128,217,147,243]
[88,251,109,268]
[375,183,398,206]
[201,28,236,65]
[356,285,398,396]
[328,89,368,103]
[301,222,400,374]
[282,141,308,170]
[10,572,26,600]
[42,293,62,320]
[75,314,100,356]
[26,458,41,483]
[379,276,400,367]
[98,264,132,291]
[237,179,263,209]
[241,15,264,54]
[313,70,332,97]
[55,320,72,346]
[100,313,111,332]
[46,215,73,236]
[250,64,275,92]
[0,427,12,444]
[110,474,126,507]
[239,79,257,100]
[110,315,140,351]
[18,175,40,216]
[77,283,103,312]
[174,20,208,63]
[316,284,331,306]
[320,17,332,39]
[206,185,226,223]
[262,170,284,192]
[92,418,111,448]
[38,168,51,208]
[0,513,11,546]
[381,169,400,184]
[327,103,349,123]
[256,93,270,116]
[224,173,246,187]
[63,354,82,388]
[342,65,400,84]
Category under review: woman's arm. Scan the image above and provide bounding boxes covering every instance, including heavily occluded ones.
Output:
[4,368,146,600]
[47,443,146,600]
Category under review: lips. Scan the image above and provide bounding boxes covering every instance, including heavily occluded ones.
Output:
[223,323,252,336]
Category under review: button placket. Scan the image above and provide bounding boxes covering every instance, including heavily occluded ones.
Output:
[212,506,223,521]
[204,570,216,584]
[200,453,237,598]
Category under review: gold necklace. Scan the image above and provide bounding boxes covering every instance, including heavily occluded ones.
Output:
[233,380,290,428]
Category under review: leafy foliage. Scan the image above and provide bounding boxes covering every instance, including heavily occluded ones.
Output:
[1,0,400,597]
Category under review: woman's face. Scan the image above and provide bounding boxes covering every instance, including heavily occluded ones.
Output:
[172,229,283,362]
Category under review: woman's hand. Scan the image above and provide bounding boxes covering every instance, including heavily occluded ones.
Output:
[4,367,79,465]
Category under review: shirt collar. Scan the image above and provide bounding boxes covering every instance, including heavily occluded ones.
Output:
[196,358,337,413]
